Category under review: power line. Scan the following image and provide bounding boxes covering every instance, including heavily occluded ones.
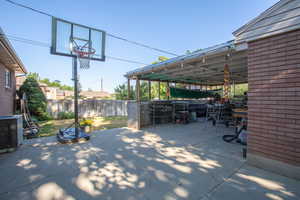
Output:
[4,0,53,17]
[3,0,179,56]
[106,33,178,56]
[3,34,50,47]
[0,34,149,65]
[106,56,147,65]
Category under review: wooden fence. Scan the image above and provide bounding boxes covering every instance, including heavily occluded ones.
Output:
[47,100,128,118]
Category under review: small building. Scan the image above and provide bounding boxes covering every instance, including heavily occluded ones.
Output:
[38,82,58,100]
[125,0,300,180]
[80,90,111,99]
[38,83,74,100]
[0,27,27,116]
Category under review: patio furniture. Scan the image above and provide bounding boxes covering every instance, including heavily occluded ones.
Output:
[206,104,224,125]
[219,103,234,127]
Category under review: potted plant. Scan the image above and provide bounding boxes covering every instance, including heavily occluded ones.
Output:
[80,119,93,133]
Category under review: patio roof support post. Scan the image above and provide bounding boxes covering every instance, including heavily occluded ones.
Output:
[136,78,141,129]
[158,81,161,100]
[148,80,151,100]
[233,80,236,97]
[127,78,131,100]
[167,82,170,100]
[136,78,140,102]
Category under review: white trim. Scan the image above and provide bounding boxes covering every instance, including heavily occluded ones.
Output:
[4,69,12,89]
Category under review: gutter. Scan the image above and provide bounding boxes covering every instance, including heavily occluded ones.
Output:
[0,27,27,74]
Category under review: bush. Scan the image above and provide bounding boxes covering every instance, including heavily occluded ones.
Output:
[57,112,75,120]
[39,112,54,121]
[19,76,48,121]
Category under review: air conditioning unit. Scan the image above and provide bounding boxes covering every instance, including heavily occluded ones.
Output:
[0,115,23,153]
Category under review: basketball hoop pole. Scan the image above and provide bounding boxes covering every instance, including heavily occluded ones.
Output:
[52,17,106,143]
[73,57,79,138]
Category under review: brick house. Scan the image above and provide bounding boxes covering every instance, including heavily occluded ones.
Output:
[0,27,27,116]
[233,0,300,179]
[125,0,300,179]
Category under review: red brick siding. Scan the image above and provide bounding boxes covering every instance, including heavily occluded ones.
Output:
[248,29,300,166]
[0,62,16,116]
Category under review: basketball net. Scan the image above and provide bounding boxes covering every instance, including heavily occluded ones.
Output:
[77,54,91,69]
[71,40,95,70]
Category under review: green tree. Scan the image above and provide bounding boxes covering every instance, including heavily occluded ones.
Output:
[140,81,151,100]
[40,78,50,85]
[231,83,248,97]
[60,85,73,91]
[114,84,135,100]
[40,76,74,91]
[115,56,173,100]
[114,80,171,100]
[27,72,40,80]
[150,81,168,100]
[149,56,170,99]
[19,76,49,120]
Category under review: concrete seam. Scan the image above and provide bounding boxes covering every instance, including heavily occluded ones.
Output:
[199,162,246,200]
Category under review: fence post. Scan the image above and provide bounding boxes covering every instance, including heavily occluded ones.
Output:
[127,78,131,100]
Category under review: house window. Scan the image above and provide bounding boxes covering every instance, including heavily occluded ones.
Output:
[5,70,12,88]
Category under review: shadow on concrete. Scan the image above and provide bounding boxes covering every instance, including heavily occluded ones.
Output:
[0,121,299,200]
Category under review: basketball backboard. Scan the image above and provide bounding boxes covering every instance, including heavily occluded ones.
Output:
[51,17,106,61]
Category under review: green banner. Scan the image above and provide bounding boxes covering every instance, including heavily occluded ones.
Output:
[170,87,220,99]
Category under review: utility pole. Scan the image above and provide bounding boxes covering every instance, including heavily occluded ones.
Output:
[101,77,103,91]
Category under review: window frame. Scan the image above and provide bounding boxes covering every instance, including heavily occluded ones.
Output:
[5,69,12,89]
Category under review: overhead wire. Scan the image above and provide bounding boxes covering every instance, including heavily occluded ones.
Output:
[0,34,149,65]
[3,0,179,56]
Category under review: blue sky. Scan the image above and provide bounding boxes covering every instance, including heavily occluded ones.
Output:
[1,0,278,92]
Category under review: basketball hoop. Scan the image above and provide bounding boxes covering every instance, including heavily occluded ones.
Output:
[71,40,96,69]
[51,17,106,143]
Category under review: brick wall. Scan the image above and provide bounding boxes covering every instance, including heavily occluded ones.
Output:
[247,29,300,167]
[0,62,16,116]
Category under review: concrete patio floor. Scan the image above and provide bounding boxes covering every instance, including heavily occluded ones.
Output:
[0,121,299,200]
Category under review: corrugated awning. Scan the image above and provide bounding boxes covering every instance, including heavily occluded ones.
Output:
[125,40,248,86]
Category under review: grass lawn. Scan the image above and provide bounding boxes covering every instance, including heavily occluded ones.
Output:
[38,116,127,137]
